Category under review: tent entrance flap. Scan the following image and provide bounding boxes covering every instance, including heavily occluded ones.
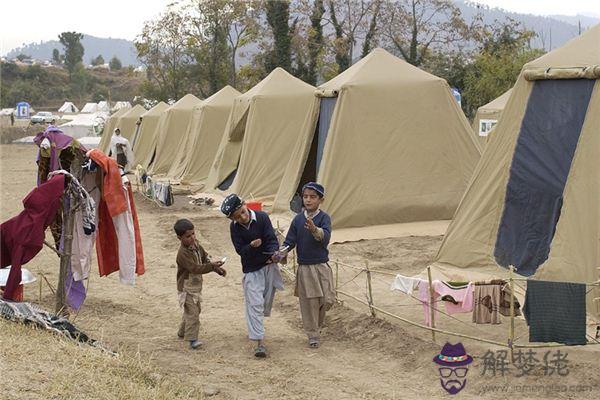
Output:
[316,97,337,173]
[290,121,320,212]
[218,169,237,191]
[494,79,595,276]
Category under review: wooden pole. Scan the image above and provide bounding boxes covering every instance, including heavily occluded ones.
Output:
[335,260,339,293]
[55,193,74,315]
[38,273,43,302]
[365,260,376,317]
[427,266,436,343]
[509,265,515,362]
[55,154,82,316]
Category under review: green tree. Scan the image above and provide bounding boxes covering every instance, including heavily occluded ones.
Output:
[306,0,326,85]
[463,20,543,118]
[187,0,232,95]
[265,0,292,72]
[361,0,381,57]
[59,31,85,78]
[109,56,122,70]
[379,0,470,66]
[52,49,61,65]
[91,55,105,66]
[135,9,195,101]
[16,54,31,62]
[326,0,380,73]
[70,63,93,104]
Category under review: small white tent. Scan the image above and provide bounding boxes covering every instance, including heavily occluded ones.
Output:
[58,102,79,114]
[59,113,107,138]
[97,101,111,113]
[111,101,132,112]
[81,103,99,113]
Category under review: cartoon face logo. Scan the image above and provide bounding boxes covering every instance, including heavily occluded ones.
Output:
[433,342,473,395]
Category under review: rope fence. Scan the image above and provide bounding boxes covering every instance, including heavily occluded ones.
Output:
[282,258,600,360]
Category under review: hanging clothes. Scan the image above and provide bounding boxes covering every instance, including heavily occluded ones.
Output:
[87,149,145,284]
[48,170,99,283]
[33,127,75,185]
[472,282,502,324]
[417,280,474,326]
[34,127,85,248]
[523,280,586,345]
[499,282,521,317]
[391,274,425,294]
[0,175,65,300]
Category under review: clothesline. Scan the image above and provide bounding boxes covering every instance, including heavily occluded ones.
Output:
[333,259,600,287]
[330,259,599,350]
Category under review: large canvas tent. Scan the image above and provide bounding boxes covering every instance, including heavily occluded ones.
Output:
[273,48,481,229]
[147,94,202,175]
[98,107,131,152]
[433,25,600,320]
[207,68,315,198]
[168,86,241,183]
[471,89,513,145]
[116,104,146,142]
[133,102,169,164]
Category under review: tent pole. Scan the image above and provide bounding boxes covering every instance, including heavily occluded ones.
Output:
[427,266,436,343]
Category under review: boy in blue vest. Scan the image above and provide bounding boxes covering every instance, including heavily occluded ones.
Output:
[278,182,335,348]
[221,194,283,358]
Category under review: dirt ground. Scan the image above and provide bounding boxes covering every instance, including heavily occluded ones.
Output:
[1,144,598,400]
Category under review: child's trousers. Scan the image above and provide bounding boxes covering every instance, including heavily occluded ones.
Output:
[295,263,335,339]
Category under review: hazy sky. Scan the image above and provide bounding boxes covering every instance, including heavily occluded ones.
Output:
[2,0,599,55]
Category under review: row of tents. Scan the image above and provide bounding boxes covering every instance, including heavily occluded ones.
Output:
[58,101,132,114]
[102,48,482,230]
[100,24,600,319]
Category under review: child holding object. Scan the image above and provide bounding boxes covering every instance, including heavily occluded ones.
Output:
[276,182,335,348]
[174,219,226,350]
[221,194,284,358]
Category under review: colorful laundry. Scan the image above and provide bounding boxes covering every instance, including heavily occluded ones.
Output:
[472,282,502,324]
[88,149,145,284]
[0,175,65,300]
[418,280,474,326]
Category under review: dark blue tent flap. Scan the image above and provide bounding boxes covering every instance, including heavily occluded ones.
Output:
[494,79,595,276]
[316,97,337,173]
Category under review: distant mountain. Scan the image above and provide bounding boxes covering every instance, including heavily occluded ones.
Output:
[5,35,138,66]
[456,1,600,51]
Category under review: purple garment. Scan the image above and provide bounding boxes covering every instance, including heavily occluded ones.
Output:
[60,196,87,310]
[34,126,76,185]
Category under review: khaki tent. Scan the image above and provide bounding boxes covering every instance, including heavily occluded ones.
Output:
[133,102,169,166]
[207,68,315,198]
[434,24,600,320]
[147,94,202,175]
[168,86,242,184]
[98,107,130,152]
[471,89,513,146]
[115,104,146,142]
[273,48,481,229]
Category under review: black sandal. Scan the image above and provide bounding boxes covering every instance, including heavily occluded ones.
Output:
[254,345,267,358]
